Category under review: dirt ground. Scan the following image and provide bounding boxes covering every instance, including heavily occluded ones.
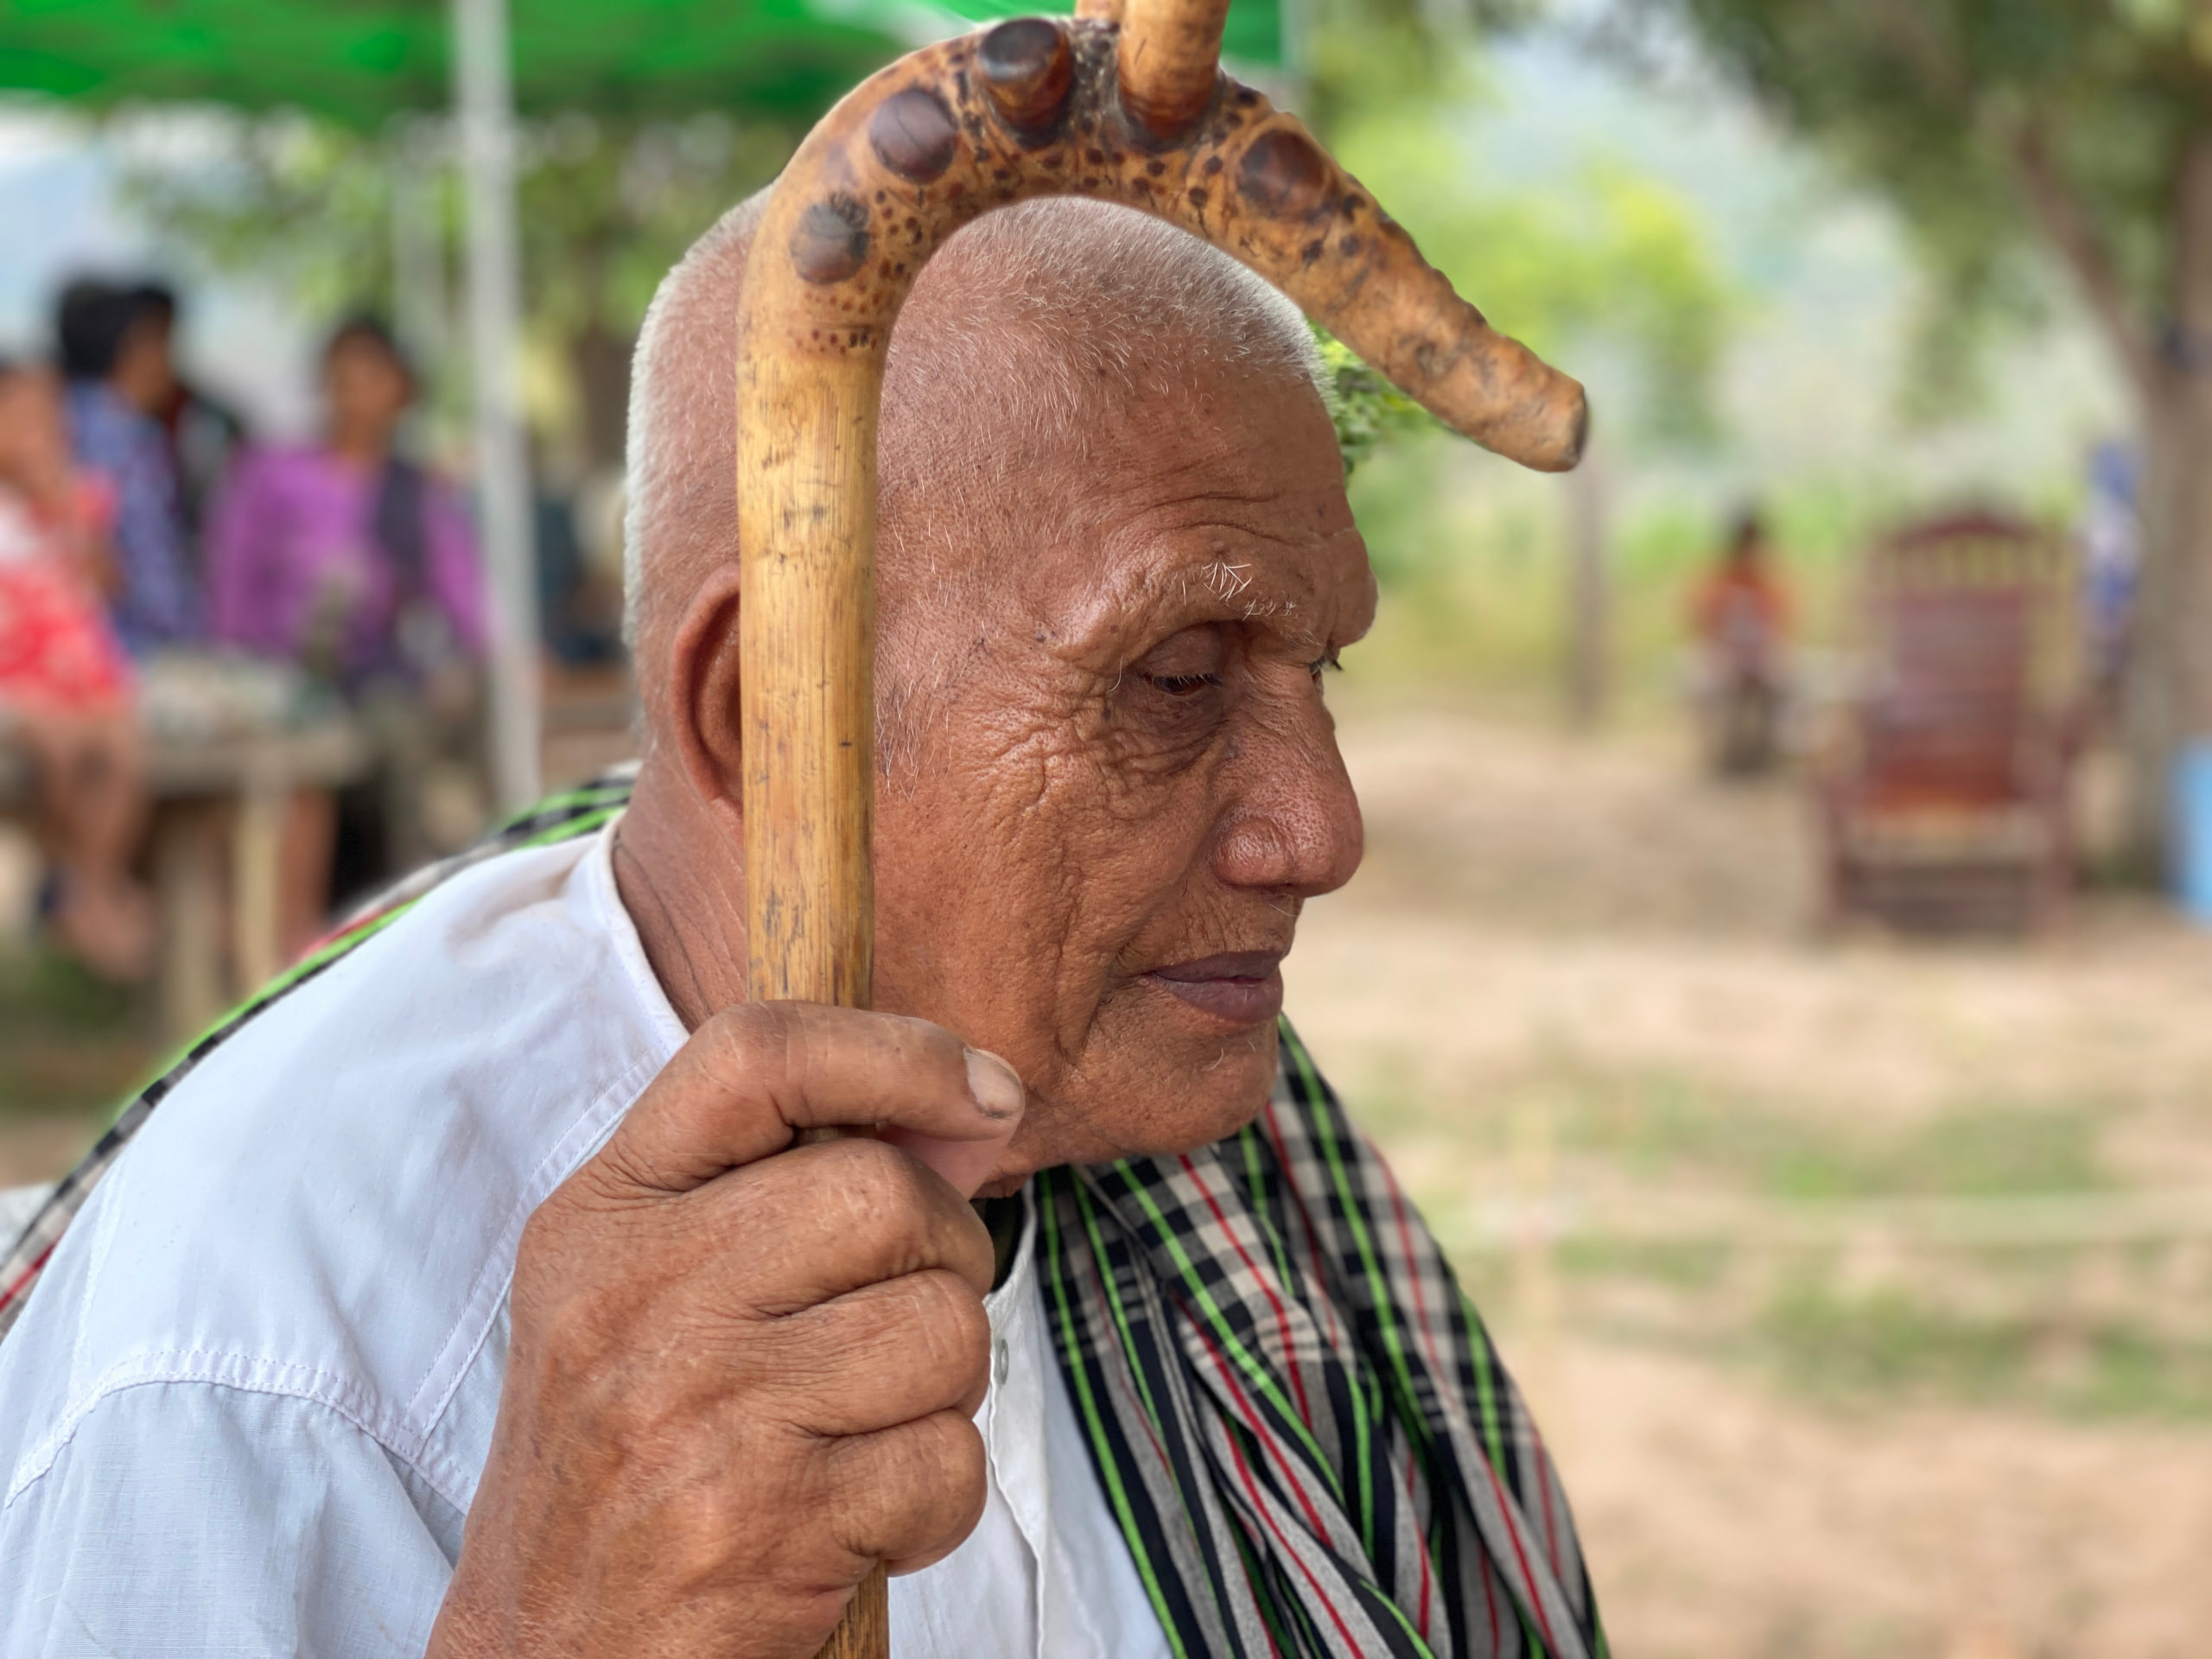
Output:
[1287,696,2212,1659]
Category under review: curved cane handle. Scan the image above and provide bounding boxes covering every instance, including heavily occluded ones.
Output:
[739,11,1586,1002]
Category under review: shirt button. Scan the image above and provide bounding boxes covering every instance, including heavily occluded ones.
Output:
[993,1338,1009,1386]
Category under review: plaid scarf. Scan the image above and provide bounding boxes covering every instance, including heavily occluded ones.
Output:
[0,773,1601,1659]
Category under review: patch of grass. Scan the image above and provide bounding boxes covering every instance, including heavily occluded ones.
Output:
[0,946,154,1121]
[1558,1070,2107,1202]
[1759,1280,2212,1419]
[1559,1236,1732,1290]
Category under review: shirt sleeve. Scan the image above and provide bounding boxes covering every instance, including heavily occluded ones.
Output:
[0,1382,460,1657]
[425,478,488,659]
[111,420,197,651]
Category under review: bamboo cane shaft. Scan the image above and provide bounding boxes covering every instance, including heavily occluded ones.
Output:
[740,347,879,1009]
[810,1566,888,1659]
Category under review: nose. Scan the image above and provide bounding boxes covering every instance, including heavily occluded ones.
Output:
[1210,702,1363,901]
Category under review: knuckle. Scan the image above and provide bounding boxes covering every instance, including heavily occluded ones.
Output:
[905,1270,990,1370]
[828,1138,935,1223]
[697,1001,790,1088]
[904,1412,988,1519]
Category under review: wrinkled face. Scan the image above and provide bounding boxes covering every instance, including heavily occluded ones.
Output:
[869,353,1373,1186]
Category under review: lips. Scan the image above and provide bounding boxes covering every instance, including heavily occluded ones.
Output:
[1142,950,1287,1028]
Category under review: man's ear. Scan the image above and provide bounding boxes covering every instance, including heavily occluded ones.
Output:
[662,563,747,840]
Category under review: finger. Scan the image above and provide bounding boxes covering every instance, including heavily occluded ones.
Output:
[587,1001,1024,1200]
[817,1410,988,1576]
[714,1137,996,1308]
[766,1268,992,1435]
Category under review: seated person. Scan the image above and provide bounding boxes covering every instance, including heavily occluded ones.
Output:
[0,201,1602,1659]
[1691,508,1792,776]
[207,315,486,944]
[54,279,199,656]
[0,358,151,982]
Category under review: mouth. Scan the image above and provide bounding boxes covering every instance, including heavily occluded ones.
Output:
[1141,949,1287,1028]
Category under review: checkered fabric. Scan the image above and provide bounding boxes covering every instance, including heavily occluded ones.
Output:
[1040,1030,1602,1659]
[0,772,1601,1659]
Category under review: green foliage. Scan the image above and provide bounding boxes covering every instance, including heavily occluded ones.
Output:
[1315,328,1434,474]
[1302,0,1734,453]
[115,111,794,456]
[1610,0,2212,413]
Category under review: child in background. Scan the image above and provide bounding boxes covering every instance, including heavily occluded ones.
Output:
[0,359,153,981]
[1691,508,1793,777]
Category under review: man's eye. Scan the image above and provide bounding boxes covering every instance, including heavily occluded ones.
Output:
[1308,649,1343,683]
[1147,672,1225,698]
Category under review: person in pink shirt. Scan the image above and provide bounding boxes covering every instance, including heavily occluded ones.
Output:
[207,317,487,948]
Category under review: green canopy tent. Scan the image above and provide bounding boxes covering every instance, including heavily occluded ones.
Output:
[0,0,1283,808]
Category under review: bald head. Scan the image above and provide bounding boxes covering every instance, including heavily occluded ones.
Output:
[621,193,1330,742]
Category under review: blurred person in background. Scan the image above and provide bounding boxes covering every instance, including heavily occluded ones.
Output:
[207,315,486,952]
[130,282,249,576]
[0,358,153,982]
[2079,439,2140,723]
[1691,506,1793,777]
[54,279,200,656]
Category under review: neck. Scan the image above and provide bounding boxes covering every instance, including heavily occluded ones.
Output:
[612,753,753,1032]
[327,425,392,467]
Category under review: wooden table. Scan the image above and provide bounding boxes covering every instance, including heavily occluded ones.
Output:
[0,721,372,1040]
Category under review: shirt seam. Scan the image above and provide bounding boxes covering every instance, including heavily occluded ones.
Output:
[5,1357,449,1512]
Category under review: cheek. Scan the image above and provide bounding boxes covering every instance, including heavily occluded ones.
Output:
[868,708,1221,1071]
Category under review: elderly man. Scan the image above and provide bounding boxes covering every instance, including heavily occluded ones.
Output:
[0,199,1599,1659]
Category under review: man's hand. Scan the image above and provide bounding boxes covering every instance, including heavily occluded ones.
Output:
[427,1001,1026,1659]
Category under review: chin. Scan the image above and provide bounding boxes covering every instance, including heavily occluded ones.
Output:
[1013,1020,1282,1173]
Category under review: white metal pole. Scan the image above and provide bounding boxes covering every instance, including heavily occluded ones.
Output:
[453,0,541,810]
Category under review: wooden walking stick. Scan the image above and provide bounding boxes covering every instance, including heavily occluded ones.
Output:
[735,4,1587,1654]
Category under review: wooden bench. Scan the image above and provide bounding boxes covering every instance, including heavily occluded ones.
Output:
[0,721,372,1039]
[1815,513,2084,931]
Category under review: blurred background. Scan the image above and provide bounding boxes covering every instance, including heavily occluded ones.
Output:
[3,0,2211,1653]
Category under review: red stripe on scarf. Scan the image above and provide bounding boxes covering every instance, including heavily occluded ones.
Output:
[1180,1152,1316,1430]
[1212,1369,1371,1659]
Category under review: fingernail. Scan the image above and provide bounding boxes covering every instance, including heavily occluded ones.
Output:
[964,1047,1025,1121]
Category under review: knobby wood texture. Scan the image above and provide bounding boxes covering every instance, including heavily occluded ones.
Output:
[734,16,1589,1656]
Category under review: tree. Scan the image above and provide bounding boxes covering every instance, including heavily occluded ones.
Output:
[118,110,798,471]
[1609,0,2212,867]
[1303,0,1730,448]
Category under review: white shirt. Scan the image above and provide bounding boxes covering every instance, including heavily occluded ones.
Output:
[0,823,1171,1659]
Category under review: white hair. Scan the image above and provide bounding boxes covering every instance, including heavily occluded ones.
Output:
[620,193,1331,711]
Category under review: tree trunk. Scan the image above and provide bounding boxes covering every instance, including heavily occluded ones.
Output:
[2121,139,2212,875]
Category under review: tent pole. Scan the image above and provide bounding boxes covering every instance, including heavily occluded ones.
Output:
[452,0,541,811]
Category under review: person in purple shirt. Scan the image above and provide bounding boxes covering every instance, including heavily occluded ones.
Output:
[210,318,485,685]
[56,280,199,654]
[207,316,487,947]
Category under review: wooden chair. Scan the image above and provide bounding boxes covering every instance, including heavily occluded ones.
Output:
[1816,512,2084,931]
